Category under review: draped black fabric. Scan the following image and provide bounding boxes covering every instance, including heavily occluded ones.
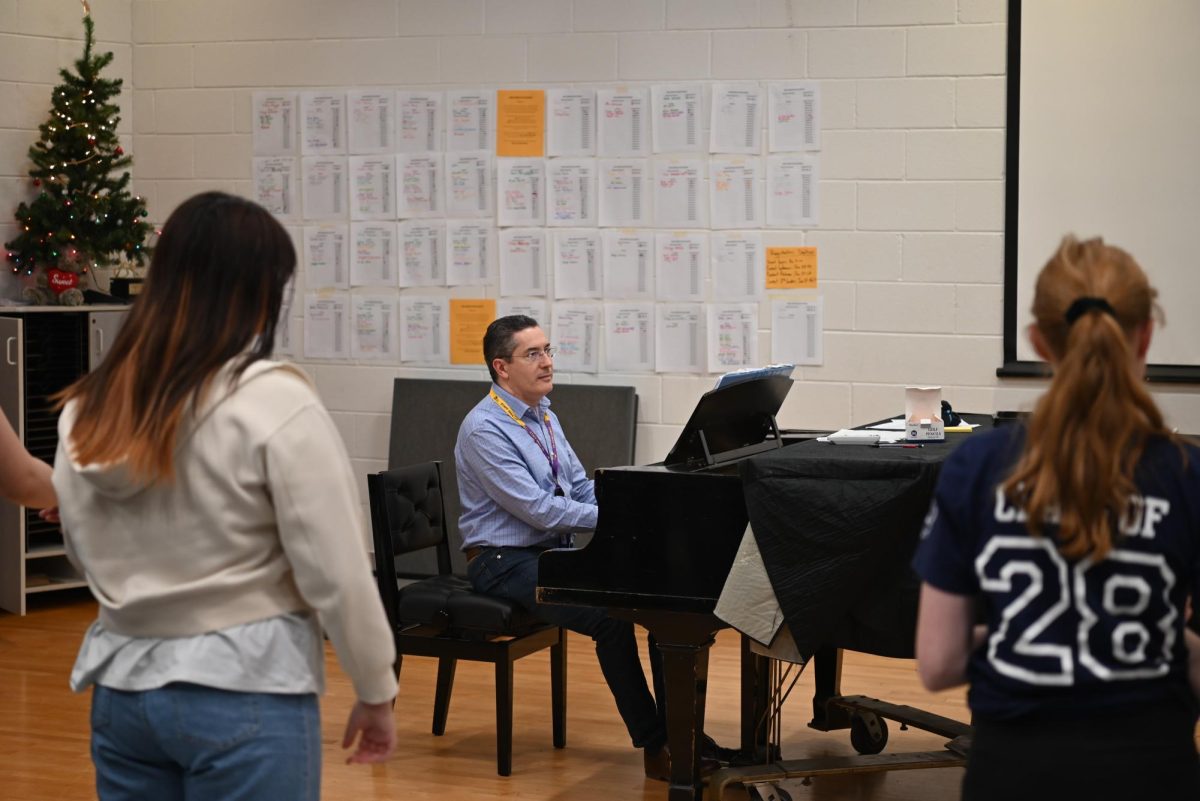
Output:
[740,414,992,663]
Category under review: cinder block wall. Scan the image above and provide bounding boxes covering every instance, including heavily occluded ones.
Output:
[4,1,1198,530]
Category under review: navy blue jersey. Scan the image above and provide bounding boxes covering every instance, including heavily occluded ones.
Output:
[913,426,1200,721]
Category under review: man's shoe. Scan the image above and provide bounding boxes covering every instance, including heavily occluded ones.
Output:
[643,744,671,782]
[643,744,721,782]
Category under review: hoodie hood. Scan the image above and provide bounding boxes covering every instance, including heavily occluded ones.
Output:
[57,359,312,501]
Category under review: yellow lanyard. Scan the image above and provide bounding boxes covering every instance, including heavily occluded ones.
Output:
[490,390,563,493]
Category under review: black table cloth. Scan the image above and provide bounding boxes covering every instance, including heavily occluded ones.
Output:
[740,414,993,662]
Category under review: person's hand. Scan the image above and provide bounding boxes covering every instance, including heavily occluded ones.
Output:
[38,506,60,524]
[341,699,396,764]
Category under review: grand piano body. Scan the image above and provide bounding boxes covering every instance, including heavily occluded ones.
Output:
[538,374,794,801]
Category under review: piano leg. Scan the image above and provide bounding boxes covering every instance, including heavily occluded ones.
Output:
[808,645,852,732]
[618,610,722,801]
[739,635,776,762]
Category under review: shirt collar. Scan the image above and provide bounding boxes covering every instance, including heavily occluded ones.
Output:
[490,383,551,421]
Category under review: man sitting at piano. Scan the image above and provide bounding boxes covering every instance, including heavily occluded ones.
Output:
[455,314,689,780]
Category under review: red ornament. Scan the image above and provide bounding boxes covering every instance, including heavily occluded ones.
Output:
[114,146,124,156]
[47,268,80,295]
[32,178,41,187]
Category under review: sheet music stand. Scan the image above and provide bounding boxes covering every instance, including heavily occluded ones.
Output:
[664,374,794,469]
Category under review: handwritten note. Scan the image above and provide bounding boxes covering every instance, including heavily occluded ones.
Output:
[497,90,545,157]
[450,298,498,365]
[765,247,817,289]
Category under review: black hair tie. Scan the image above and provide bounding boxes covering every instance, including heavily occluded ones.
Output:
[1064,296,1115,326]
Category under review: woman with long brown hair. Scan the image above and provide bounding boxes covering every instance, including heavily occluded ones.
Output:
[53,192,397,800]
[913,236,1200,800]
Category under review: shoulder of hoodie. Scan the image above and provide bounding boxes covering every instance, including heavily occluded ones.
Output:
[206,359,326,435]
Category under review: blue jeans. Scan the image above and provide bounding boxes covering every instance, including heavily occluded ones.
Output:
[91,683,320,801]
[467,545,667,750]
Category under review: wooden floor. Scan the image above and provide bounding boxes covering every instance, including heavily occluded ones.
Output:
[1,592,977,800]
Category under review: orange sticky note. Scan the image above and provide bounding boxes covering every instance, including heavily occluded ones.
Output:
[496,90,545,157]
[765,247,818,289]
[449,299,498,365]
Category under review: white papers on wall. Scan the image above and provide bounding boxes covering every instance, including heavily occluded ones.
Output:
[772,298,823,365]
[707,303,758,372]
[395,91,443,153]
[710,157,762,229]
[655,303,705,373]
[347,90,396,154]
[446,89,493,151]
[445,152,493,218]
[653,159,707,228]
[446,221,494,286]
[396,153,442,218]
[655,232,707,301]
[768,82,820,152]
[553,230,602,299]
[399,220,445,287]
[254,157,299,220]
[349,156,396,220]
[351,295,399,360]
[498,297,547,324]
[597,88,650,157]
[300,92,346,154]
[604,302,655,372]
[253,92,297,154]
[547,159,597,227]
[304,293,349,358]
[499,228,546,296]
[552,303,600,373]
[304,225,349,289]
[711,232,763,301]
[599,160,649,227]
[547,89,596,156]
[497,159,545,226]
[710,83,762,155]
[399,296,449,364]
[602,230,653,299]
[350,222,397,287]
[652,84,703,154]
[302,157,347,220]
[766,155,819,227]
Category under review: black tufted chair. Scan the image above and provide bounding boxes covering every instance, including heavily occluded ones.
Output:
[366,461,566,776]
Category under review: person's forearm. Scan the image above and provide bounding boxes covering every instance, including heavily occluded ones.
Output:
[1185,629,1200,703]
[8,456,56,509]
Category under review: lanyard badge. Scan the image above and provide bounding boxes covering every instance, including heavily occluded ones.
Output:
[490,390,565,496]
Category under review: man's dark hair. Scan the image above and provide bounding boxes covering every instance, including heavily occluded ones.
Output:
[484,315,540,382]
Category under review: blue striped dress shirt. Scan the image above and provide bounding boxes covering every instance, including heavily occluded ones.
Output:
[455,384,597,550]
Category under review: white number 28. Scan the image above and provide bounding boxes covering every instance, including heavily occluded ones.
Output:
[975,537,1177,686]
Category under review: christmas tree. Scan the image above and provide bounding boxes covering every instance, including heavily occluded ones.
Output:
[4,11,151,303]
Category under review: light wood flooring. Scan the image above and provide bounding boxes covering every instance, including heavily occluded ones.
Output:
[1,591,976,801]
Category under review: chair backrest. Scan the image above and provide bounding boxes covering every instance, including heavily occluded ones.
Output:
[386,378,638,575]
[367,462,453,612]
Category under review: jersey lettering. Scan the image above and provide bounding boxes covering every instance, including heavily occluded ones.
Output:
[993,489,1170,540]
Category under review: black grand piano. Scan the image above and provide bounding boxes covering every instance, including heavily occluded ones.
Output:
[538,374,794,801]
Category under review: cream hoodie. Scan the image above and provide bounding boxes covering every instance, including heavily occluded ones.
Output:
[52,360,397,704]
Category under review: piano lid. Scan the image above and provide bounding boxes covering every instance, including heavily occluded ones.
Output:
[663,374,794,469]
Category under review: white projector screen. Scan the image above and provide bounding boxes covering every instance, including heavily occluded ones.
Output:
[1004,0,1200,380]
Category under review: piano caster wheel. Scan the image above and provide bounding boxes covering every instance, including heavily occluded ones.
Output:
[849,712,889,755]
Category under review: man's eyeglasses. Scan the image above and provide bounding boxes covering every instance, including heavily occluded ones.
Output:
[510,346,557,363]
